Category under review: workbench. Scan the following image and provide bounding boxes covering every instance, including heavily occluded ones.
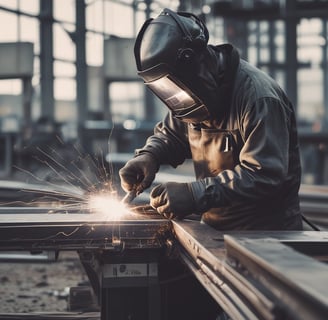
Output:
[0,208,327,320]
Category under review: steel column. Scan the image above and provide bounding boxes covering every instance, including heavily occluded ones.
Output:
[76,0,88,127]
[39,0,54,120]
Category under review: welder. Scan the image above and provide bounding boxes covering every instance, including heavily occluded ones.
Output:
[119,8,303,231]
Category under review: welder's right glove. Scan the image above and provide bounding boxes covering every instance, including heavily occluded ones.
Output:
[119,153,160,194]
[150,178,222,220]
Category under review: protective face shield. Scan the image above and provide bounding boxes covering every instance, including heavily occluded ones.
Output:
[138,63,210,123]
[134,8,211,123]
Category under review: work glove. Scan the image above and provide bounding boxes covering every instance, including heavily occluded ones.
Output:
[119,153,159,194]
[150,179,221,220]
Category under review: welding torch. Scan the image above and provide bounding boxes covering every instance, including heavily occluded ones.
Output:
[121,183,145,204]
[120,184,161,217]
[121,189,138,204]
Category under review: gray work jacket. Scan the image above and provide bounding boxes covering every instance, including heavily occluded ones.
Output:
[138,59,303,231]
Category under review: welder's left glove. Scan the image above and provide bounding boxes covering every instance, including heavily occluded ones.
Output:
[150,179,221,220]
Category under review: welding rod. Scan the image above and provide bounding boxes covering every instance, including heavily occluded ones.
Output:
[121,189,138,204]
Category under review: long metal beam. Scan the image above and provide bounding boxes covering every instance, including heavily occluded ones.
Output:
[172,220,328,320]
[0,208,170,320]
[211,2,328,20]
[224,234,328,320]
[299,184,328,230]
[0,205,327,319]
[0,210,170,251]
[0,312,100,319]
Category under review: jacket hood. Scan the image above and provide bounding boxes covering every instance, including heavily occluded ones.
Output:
[177,43,240,121]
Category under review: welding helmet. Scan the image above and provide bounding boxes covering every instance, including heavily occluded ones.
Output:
[134,8,211,123]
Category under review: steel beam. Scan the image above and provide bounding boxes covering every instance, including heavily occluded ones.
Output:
[172,220,328,320]
[225,234,328,320]
[0,209,170,320]
[39,0,54,120]
[0,208,327,319]
[0,211,170,251]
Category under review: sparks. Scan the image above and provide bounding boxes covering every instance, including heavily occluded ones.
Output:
[87,191,130,220]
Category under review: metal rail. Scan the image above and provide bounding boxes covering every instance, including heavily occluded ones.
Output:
[0,210,170,251]
[299,184,328,230]
[0,208,171,320]
[172,220,328,320]
[0,178,328,319]
[0,211,327,319]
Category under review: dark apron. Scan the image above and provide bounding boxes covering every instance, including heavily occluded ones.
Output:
[188,125,240,179]
[187,124,301,230]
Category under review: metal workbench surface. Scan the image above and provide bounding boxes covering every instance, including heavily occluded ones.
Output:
[172,220,328,320]
[0,209,171,251]
[0,207,327,319]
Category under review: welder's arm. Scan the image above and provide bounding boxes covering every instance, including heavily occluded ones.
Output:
[119,112,190,195]
[135,112,191,167]
[151,97,294,218]
[119,153,159,194]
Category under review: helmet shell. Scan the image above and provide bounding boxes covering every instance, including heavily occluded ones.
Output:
[135,10,208,72]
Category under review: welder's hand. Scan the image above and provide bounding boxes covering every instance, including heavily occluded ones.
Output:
[119,153,159,194]
[150,182,197,220]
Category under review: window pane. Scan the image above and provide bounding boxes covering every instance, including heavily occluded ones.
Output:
[0,79,22,95]
[104,3,134,37]
[298,68,323,121]
[86,32,103,66]
[19,0,39,15]
[54,78,76,100]
[0,11,18,41]
[54,0,75,23]
[86,0,105,33]
[54,61,75,78]
[53,23,75,62]
[20,16,39,44]
[109,82,144,122]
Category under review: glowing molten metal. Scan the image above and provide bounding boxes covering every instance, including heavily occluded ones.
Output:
[87,191,130,220]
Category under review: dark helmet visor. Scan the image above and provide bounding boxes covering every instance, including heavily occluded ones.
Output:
[138,64,210,123]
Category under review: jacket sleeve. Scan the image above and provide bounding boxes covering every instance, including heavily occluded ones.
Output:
[205,97,292,207]
[135,111,192,167]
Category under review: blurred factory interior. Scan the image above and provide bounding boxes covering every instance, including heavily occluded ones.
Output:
[0,0,328,188]
[0,1,328,318]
